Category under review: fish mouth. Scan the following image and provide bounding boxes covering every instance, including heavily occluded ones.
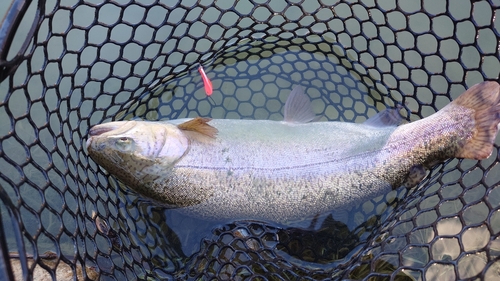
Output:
[86,125,115,149]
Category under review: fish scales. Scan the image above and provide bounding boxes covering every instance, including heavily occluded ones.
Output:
[148,109,473,222]
[87,81,500,223]
[164,120,397,220]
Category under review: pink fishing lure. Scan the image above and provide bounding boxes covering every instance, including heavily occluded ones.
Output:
[198,66,213,96]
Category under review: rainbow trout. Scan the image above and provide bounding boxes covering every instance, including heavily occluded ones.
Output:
[87,82,500,223]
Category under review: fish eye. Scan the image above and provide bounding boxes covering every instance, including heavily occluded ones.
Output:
[115,137,133,151]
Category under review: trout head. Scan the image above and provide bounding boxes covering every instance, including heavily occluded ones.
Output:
[87,117,218,207]
[86,120,189,189]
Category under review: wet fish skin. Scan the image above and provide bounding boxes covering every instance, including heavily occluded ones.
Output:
[86,82,500,223]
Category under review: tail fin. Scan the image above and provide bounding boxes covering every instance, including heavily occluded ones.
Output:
[452,81,500,160]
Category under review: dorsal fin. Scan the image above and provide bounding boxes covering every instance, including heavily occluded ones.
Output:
[177,117,218,139]
[283,85,318,123]
[363,106,403,127]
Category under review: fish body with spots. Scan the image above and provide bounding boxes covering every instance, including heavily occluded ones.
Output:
[86,82,500,223]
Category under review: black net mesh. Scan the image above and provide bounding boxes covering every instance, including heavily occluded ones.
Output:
[1,0,499,280]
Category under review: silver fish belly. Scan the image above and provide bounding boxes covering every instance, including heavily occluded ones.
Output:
[86,82,500,223]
